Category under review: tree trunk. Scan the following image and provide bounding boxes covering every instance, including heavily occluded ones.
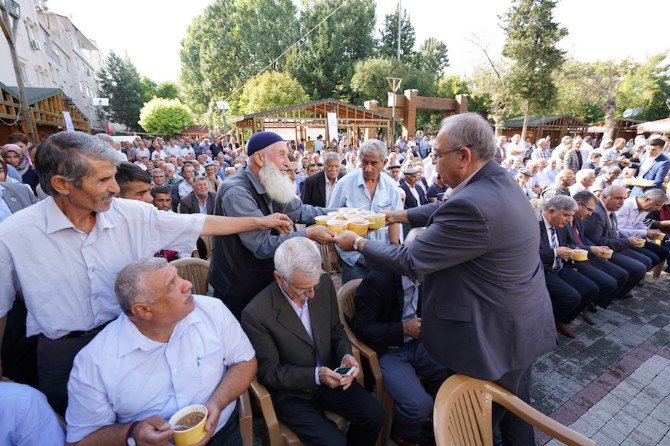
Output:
[520,100,531,143]
[603,107,616,142]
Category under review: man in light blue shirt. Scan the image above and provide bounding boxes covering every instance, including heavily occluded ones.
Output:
[0,382,64,446]
[328,139,402,283]
[67,257,255,445]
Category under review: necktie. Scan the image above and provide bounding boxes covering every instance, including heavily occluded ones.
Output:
[609,212,619,235]
[571,221,584,246]
[550,227,563,269]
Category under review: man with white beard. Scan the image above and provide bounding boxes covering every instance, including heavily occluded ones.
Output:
[208,131,335,318]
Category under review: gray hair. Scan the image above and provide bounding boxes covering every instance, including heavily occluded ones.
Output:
[151,168,165,176]
[641,188,667,202]
[115,257,167,315]
[164,163,176,172]
[561,135,573,145]
[439,113,496,162]
[95,133,114,146]
[576,169,595,183]
[274,237,322,283]
[323,152,341,164]
[545,195,578,212]
[35,131,124,196]
[572,189,596,205]
[602,185,626,198]
[359,139,387,161]
[604,165,621,175]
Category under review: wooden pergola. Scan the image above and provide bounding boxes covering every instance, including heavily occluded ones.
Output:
[229,99,393,147]
[0,82,90,142]
[587,118,641,140]
[503,115,588,143]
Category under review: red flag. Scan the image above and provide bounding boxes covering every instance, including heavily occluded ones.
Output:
[106,120,111,135]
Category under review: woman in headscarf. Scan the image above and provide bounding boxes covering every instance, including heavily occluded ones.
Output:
[2,144,39,193]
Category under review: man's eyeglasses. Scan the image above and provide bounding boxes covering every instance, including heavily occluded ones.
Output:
[578,202,594,212]
[282,275,321,297]
[433,146,470,160]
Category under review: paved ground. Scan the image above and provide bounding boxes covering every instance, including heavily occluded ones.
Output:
[532,272,670,445]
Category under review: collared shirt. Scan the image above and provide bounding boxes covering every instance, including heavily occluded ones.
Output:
[407,184,421,204]
[615,197,649,237]
[0,197,205,338]
[329,169,403,266]
[0,382,65,445]
[638,152,659,178]
[198,198,207,214]
[66,296,254,443]
[325,178,338,207]
[221,166,328,260]
[0,185,12,223]
[401,276,421,343]
[531,147,552,160]
[178,181,194,198]
[542,215,562,269]
[447,165,483,199]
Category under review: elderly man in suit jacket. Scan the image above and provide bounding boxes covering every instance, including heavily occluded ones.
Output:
[630,138,670,197]
[241,238,383,446]
[300,152,344,207]
[179,175,216,215]
[334,113,556,445]
[0,182,36,223]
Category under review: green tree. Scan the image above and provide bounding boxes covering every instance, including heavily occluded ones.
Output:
[501,0,567,141]
[97,51,143,131]
[350,57,436,104]
[139,76,157,105]
[154,81,180,100]
[377,7,415,61]
[617,53,670,122]
[288,0,376,101]
[139,98,194,135]
[234,71,309,115]
[179,0,298,113]
[413,37,449,76]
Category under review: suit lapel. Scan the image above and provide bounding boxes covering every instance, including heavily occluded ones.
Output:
[272,284,316,348]
[4,189,22,214]
[308,286,328,359]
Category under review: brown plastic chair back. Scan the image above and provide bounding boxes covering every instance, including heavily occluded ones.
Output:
[171,258,210,296]
[249,379,345,446]
[335,278,392,446]
[238,391,253,446]
[433,374,596,446]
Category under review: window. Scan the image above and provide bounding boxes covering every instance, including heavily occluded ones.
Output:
[19,62,28,84]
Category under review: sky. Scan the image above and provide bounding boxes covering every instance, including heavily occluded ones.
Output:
[47,0,670,84]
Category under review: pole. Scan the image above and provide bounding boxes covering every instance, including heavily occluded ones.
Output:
[1,10,38,143]
[397,0,401,61]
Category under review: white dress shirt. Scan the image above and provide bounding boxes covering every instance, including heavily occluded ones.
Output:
[0,382,65,445]
[66,296,254,443]
[615,197,649,237]
[0,197,206,339]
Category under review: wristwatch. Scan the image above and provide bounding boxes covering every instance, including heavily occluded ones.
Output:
[126,421,139,446]
[353,236,364,251]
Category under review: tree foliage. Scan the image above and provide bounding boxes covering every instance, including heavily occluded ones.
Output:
[350,57,437,104]
[139,99,194,135]
[287,0,376,101]
[154,81,180,100]
[234,71,309,115]
[377,8,415,61]
[139,76,157,105]
[179,0,299,114]
[97,51,143,131]
[501,0,567,138]
[413,37,449,76]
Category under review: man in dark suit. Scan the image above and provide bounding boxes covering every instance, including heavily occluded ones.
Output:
[179,176,216,258]
[334,113,556,445]
[630,138,670,196]
[241,238,383,446]
[538,196,600,338]
[582,185,656,274]
[399,167,428,238]
[350,232,448,446]
[300,152,343,207]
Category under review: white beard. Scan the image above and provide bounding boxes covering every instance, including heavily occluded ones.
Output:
[259,158,297,204]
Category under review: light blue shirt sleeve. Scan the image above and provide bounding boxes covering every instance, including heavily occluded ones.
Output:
[0,383,65,446]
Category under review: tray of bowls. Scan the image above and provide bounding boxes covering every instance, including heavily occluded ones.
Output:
[622,178,655,188]
[313,207,387,236]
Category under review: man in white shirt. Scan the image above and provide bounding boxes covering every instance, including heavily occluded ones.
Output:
[616,188,668,240]
[178,164,196,198]
[0,131,291,415]
[66,257,256,445]
[505,134,525,158]
[569,169,596,196]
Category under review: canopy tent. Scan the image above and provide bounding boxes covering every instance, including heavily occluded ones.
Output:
[636,118,670,134]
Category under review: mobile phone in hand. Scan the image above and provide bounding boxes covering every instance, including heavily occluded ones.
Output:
[333,366,356,376]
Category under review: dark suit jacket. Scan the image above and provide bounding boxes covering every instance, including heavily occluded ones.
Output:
[349,271,422,357]
[631,153,670,196]
[300,171,344,208]
[241,274,351,402]
[178,191,215,215]
[400,182,428,209]
[361,161,556,381]
[538,219,573,270]
[582,200,630,251]
[1,182,36,214]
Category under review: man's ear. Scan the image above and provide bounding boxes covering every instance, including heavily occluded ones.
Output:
[50,175,72,196]
[131,303,153,321]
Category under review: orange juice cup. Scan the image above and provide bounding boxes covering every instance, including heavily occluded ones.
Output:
[169,405,208,446]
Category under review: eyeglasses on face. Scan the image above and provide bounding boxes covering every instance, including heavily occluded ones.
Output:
[282,275,321,296]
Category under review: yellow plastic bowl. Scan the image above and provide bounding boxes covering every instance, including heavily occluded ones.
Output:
[571,249,588,262]
[597,249,613,260]
[314,215,330,226]
[348,219,370,236]
[632,239,646,248]
[327,219,348,233]
[366,213,386,230]
[169,405,208,446]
